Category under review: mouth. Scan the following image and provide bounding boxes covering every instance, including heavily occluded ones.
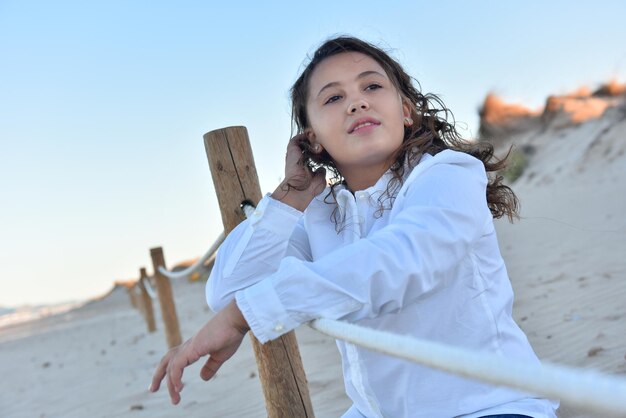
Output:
[348,117,381,134]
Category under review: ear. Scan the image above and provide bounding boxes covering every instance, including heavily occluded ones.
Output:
[305,130,324,154]
[402,99,412,120]
[310,142,324,154]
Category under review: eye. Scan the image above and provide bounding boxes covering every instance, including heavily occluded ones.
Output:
[324,95,342,105]
[365,83,382,91]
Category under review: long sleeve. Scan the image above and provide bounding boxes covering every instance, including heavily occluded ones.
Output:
[236,153,493,343]
[205,194,312,312]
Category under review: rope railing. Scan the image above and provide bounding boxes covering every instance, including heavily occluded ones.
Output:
[241,201,256,219]
[158,202,251,281]
[310,319,626,417]
[141,275,157,300]
[158,232,226,281]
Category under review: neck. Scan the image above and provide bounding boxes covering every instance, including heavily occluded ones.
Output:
[340,162,390,192]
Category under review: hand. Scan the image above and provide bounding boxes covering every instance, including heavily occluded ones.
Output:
[272,133,326,212]
[149,300,249,405]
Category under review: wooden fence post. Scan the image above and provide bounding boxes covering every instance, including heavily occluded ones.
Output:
[127,284,140,309]
[138,267,157,333]
[204,126,314,418]
[150,247,182,348]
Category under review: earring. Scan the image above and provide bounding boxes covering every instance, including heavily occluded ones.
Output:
[313,144,321,153]
[404,117,413,127]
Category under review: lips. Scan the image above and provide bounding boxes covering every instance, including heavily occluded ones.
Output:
[348,117,381,134]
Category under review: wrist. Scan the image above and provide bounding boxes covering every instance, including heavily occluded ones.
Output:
[271,182,315,212]
[226,300,250,335]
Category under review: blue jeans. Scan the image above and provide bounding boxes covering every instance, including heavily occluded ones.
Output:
[342,406,533,418]
[479,415,533,418]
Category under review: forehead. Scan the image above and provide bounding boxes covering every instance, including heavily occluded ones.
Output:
[308,52,388,92]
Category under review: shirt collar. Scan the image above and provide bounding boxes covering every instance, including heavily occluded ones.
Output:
[331,151,432,209]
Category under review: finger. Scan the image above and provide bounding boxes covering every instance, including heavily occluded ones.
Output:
[287,133,309,152]
[166,368,181,405]
[167,353,188,395]
[149,352,171,392]
[199,356,225,381]
[289,132,308,143]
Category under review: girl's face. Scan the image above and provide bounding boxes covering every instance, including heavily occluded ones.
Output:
[306,51,410,189]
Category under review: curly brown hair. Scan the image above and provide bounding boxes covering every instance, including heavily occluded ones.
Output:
[289,36,518,225]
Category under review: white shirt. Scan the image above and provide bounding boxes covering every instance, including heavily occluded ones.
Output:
[207,150,558,418]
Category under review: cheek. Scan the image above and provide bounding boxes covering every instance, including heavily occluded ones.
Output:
[309,115,339,145]
[390,108,407,145]
[389,101,406,129]
[307,108,329,134]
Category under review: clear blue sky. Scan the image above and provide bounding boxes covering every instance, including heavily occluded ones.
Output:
[1,1,625,307]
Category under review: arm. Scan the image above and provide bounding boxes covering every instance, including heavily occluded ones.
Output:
[150,134,327,405]
[237,156,493,343]
[206,134,326,311]
[206,195,310,311]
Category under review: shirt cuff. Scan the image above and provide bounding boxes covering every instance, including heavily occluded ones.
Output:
[235,277,302,343]
[248,193,303,236]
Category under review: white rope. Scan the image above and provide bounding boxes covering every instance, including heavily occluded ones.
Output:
[310,318,626,417]
[156,202,255,283]
[242,202,255,218]
[141,276,156,299]
[159,203,255,281]
[159,232,226,280]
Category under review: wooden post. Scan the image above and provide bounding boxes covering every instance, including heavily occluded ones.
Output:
[127,284,140,309]
[204,126,314,418]
[138,267,157,333]
[150,247,182,348]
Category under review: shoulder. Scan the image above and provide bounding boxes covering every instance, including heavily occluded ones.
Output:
[405,149,486,187]
[394,150,489,212]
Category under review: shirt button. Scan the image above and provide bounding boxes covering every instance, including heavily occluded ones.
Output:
[357,192,368,199]
[273,324,284,332]
[253,210,262,217]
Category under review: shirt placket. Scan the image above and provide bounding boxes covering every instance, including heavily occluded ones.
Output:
[344,191,384,417]
[355,191,372,237]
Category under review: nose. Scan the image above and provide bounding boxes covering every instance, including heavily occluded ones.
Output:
[348,99,369,114]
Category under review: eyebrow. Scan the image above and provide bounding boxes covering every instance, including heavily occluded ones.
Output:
[316,70,386,98]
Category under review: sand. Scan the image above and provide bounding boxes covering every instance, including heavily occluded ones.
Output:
[0,279,350,418]
[1,94,625,418]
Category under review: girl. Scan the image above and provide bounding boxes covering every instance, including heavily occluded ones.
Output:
[150,36,558,418]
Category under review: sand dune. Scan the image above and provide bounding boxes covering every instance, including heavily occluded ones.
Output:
[489,90,626,418]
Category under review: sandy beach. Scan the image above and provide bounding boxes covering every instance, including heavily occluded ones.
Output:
[0,278,350,418]
[1,88,625,418]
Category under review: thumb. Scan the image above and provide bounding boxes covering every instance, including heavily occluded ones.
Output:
[200,356,225,381]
